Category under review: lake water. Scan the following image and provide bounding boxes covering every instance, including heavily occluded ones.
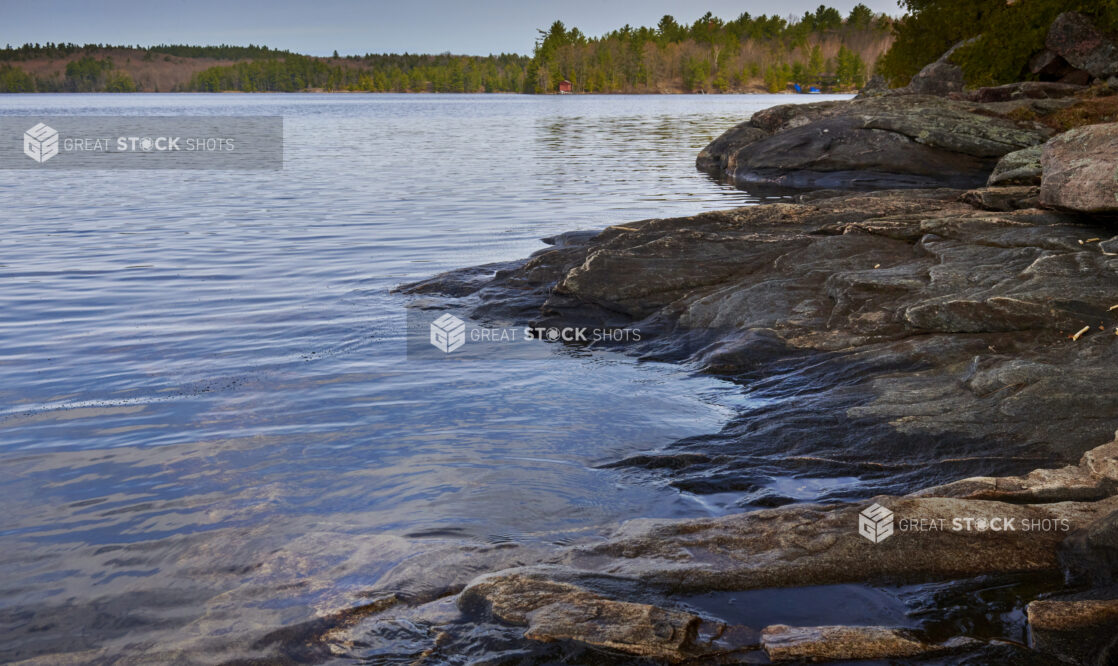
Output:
[0,92,850,662]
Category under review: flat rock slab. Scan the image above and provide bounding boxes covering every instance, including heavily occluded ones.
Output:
[761,624,976,661]
[457,571,756,662]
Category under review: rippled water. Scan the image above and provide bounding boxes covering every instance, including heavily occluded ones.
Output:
[0,93,849,661]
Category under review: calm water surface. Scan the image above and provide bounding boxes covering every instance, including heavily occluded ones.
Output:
[0,93,849,661]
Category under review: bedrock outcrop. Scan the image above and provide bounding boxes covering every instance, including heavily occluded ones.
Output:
[326,439,1118,663]
[382,186,1118,661]
[696,94,1058,190]
[386,111,1118,660]
[404,188,1118,482]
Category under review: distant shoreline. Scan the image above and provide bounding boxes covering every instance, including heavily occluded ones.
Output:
[0,90,848,95]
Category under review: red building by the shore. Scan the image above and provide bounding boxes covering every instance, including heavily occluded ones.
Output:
[558,80,572,94]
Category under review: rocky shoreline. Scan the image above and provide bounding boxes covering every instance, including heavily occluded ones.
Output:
[348,12,1118,664]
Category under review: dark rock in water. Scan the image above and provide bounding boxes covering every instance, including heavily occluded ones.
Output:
[404,189,1118,469]
[696,121,767,173]
[727,114,995,189]
[1040,123,1118,213]
[1046,12,1118,81]
[1027,598,1118,664]
[457,570,757,662]
[987,145,1043,187]
[697,95,1050,190]
[390,174,1118,662]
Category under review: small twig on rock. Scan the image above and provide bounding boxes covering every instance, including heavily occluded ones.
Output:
[1072,325,1090,341]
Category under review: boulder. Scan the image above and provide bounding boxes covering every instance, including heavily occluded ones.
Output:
[729,96,1047,189]
[697,95,1050,190]
[457,571,755,662]
[523,600,699,662]
[1040,123,1118,213]
[1046,12,1118,81]
[761,624,977,662]
[907,60,964,96]
[854,73,890,99]
[905,39,972,96]
[987,144,1042,187]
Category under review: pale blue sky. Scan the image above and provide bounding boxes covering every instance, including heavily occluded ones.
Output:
[0,0,902,56]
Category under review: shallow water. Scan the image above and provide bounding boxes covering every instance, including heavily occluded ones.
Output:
[0,92,854,660]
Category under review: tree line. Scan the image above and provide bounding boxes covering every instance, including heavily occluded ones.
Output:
[0,6,891,93]
[527,5,889,93]
[188,53,530,93]
[878,0,1118,87]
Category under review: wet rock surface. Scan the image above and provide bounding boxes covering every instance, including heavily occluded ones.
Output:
[1046,12,1118,82]
[1028,598,1118,664]
[376,183,1118,662]
[368,66,1118,658]
[324,446,1118,664]
[760,624,977,661]
[406,188,1118,475]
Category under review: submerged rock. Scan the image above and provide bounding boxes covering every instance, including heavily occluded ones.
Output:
[761,624,977,661]
[351,436,1118,662]
[457,570,756,662]
[1040,123,1118,213]
[393,165,1118,662]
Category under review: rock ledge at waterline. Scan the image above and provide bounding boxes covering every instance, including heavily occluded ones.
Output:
[377,178,1118,661]
[368,66,1118,666]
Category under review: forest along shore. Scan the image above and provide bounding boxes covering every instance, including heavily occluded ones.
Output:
[0,6,890,93]
[345,11,1118,665]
